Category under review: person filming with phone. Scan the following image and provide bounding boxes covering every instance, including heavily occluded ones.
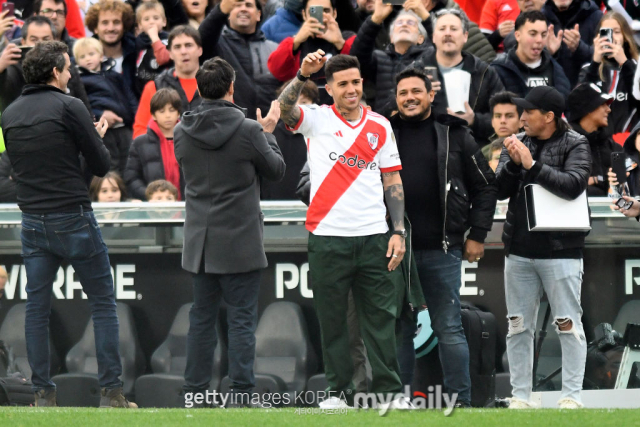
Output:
[0,15,89,113]
[267,0,356,104]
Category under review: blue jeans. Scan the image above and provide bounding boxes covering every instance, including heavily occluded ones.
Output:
[21,209,122,391]
[415,249,471,404]
[184,267,261,394]
[504,255,586,403]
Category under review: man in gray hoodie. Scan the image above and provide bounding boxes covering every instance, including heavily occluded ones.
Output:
[175,57,285,407]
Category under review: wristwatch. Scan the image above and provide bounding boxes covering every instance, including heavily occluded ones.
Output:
[296,70,310,82]
[393,229,407,239]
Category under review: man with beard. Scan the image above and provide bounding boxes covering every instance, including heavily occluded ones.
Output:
[85,0,138,96]
[390,67,497,408]
[2,41,135,408]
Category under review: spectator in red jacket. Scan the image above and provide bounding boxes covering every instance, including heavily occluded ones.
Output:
[479,0,520,52]
[267,0,355,104]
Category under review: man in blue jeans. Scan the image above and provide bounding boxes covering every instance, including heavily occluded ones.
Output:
[390,68,498,407]
[2,41,135,408]
[495,86,591,409]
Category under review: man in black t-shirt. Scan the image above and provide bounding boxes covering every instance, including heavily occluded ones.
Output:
[390,67,497,408]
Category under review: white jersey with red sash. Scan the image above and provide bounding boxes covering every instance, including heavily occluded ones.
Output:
[288,104,402,236]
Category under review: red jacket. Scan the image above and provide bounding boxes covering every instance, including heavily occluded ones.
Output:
[267,35,356,82]
[65,0,86,39]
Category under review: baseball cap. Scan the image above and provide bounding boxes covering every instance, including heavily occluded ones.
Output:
[511,86,565,118]
[567,83,614,122]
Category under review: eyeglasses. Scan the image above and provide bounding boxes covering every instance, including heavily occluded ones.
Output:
[40,8,66,17]
[395,19,419,27]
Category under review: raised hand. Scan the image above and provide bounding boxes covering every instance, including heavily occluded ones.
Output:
[300,49,328,77]
[256,100,281,133]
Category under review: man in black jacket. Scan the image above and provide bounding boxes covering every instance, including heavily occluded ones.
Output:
[414,8,504,147]
[0,16,91,113]
[350,2,432,115]
[491,11,571,101]
[175,57,284,407]
[568,83,620,196]
[495,86,590,409]
[199,0,280,120]
[2,41,135,409]
[390,67,498,408]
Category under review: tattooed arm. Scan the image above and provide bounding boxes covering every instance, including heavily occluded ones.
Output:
[278,49,328,128]
[382,170,405,271]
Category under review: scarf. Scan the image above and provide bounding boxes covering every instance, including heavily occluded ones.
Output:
[148,118,181,200]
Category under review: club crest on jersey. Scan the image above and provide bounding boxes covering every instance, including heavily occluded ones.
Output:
[367,132,380,150]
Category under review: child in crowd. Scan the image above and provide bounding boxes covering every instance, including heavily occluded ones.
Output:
[74,37,138,176]
[135,1,172,92]
[146,180,178,202]
[89,172,128,202]
[124,88,184,201]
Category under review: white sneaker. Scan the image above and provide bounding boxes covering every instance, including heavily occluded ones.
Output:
[558,398,583,409]
[319,397,351,409]
[506,397,538,409]
[378,397,416,412]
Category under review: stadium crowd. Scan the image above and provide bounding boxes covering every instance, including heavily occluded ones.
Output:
[0,0,638,411]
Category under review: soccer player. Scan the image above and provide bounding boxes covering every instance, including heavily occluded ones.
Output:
[279,50,409,409]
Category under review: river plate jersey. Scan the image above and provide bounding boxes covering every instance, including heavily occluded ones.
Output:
[288,104,402,236]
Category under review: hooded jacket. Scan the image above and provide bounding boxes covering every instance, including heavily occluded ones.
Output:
[413,47,505,146]
[174,99,285,274]
[77,59,138,126]
[199,4,281,120]
[390,113,498,250]
[491,48,571,101]
[542,0,602,87]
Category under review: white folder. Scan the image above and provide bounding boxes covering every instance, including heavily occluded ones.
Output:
[525,184,591,231]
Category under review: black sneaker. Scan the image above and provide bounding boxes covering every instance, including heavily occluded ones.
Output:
[99,387,138,408]
[454,401,471,408]
[34,389,57,407]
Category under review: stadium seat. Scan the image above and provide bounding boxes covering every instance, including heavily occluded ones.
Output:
[52,303,145,407]
[134,303,228,408]
[613,300,640,335]
[220,301,317,406]
[0,303,60,379]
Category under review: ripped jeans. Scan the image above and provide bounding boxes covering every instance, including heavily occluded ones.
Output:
[504,255,587,403]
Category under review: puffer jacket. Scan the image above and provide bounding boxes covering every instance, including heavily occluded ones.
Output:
[495,128,592,253]
[199,4,281,120]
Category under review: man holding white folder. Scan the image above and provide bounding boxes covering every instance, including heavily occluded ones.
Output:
[494,86,592,409]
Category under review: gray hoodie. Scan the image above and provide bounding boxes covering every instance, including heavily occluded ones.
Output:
[175,99,285,274]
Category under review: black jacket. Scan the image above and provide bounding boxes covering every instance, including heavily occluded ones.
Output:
[542,0,603,87]
[95,32,140,98]
[571,122,622,196]
[154,68,203,113]
[135,31,171,93]
[0,151,17,203]
[260,120,306,200]
[77,59,138,126]
[491,48,572,102]
[2,85,110,213]
[414,48,505,147]
[199,5,280,120]
[350,16,433,115]
[495,128,592,254]
[623,122,640,196]
[390,113,498,250]
[174,99,285,274]
[124,125,185,201]
[0,60,91,114]
[578,59,639,136]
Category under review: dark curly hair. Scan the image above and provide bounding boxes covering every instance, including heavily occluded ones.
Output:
[84,0,135,34]
[22,40,68,85]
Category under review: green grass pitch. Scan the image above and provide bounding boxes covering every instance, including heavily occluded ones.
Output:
[1,407,640,426]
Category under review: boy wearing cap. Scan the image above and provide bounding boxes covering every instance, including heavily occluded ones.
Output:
[495,86,591,409]
[568,83,621,196]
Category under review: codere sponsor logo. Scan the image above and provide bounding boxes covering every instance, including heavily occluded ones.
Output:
[329,152,378,170]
